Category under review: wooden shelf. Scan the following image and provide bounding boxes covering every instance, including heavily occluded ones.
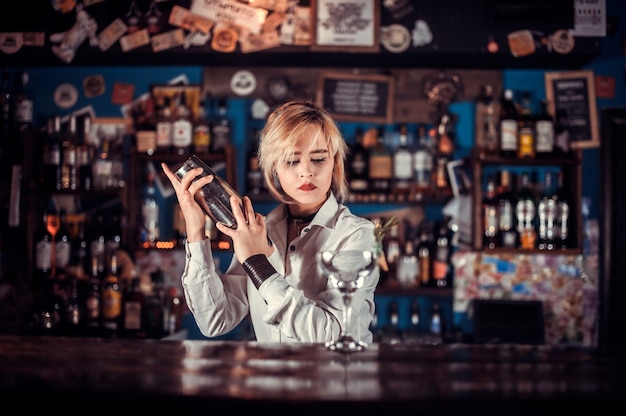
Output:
[471,150,583,253]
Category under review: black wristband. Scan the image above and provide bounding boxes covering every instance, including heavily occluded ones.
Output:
[242,254,277,289]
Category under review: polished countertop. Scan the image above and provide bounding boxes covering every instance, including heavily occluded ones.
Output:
[1,336,624,414]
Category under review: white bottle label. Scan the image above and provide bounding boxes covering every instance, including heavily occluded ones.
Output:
[172,119,192,148]
[500,119,518,151]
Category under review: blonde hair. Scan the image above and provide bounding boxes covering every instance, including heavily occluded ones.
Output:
[258,101,349,204]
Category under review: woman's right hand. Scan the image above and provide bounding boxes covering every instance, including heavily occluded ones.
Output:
[161,162,211,243]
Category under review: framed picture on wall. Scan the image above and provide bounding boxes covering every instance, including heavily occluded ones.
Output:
[311,0,380,52]
[545,70,599,149]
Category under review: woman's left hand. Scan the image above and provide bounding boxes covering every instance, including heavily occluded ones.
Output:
[216,195,273,263]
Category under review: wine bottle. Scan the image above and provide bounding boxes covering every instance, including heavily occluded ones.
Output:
[141,171,160,248]
[54,208,72,279]
[193,99,211,154]
[368,127,392,202]
[417,224,432,288]
[482,175,498,249]
[101,253,122,338]
[413,123,433,195]
[392,124,413,201]
[517,91,536,159]
[432,218,452,288]
[535,100,555,158]
[122,277,146,338]
[155,96,173,155]
[537,171,557,250]
[555,171,571,249]
[346,128,369,201]
[497,169,518,248]
[211,98,231,153]
[77,116,93,191]
[515,172,537,249]
[475,84,499,155]
[42,116,62,192]
[33,208,53,281]
[83,256,102,337]
[172,91,193,156]
[499,89,518,158]
[61,115,79,191]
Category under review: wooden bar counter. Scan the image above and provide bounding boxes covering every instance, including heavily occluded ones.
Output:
[1,335,624,414]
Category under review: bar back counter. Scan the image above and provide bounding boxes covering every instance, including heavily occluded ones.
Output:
[1,335,624,414]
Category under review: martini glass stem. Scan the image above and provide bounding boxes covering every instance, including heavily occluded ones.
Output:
[341,294,353,339]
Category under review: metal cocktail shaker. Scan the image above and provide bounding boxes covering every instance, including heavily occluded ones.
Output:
[174,155,242,229]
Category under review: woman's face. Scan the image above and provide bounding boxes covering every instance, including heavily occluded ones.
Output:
[275,124,334,213]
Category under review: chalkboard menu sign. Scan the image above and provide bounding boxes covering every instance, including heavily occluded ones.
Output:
[316,72,394,123]
[545,70,599,149]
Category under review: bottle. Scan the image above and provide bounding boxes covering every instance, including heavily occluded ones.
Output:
[42,115,62,192]
[64,277,82,337]
[535,100,555,158]
[54,208,72,279]
[482,175,498,249]
[77,116,93,191]
[497,169,517,248]
[537,171,557,250]
[155,96,173,154]
[69,219,89,279]
[346,128,369,201]
[193,99,211,154]
[101,253,122,338]
[89,212,107,277]
[33,208,53,281]
[396,239,418,288]
[382,220,401,287]
[11,70,33,132]
[517,91,536,159]
[141,171,160,248]
[92,138,112,191]
[429,301,443,342]
[379,301,402,344]
[144,269,166,338]
[499,88,518,158]
[475,84,499,155]
[211,98,231,153]
[368,127,392,202]
[105,210,122,266]
[434,156,449,192]
[172,91,193,156]
[432,218,451,288]
[122,277,145,338]
[554,170,571,249]
[392,124,413,201]
[417,224,432,288]
[515,172,537,249]
[413,123,433,196]
[83,256,102,337]
[246,128,264,197]
[60,115,79,191]
[403,299,422,344]
[436,112,455,158]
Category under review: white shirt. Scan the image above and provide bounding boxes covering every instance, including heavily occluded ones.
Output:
[181,194,380,343]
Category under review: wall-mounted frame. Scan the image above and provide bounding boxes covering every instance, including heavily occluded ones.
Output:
[545,70,599,149]
[316,72,394,123]
[311,0,380,52]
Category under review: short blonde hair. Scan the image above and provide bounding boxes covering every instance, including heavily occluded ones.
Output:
[258,101,349,204]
